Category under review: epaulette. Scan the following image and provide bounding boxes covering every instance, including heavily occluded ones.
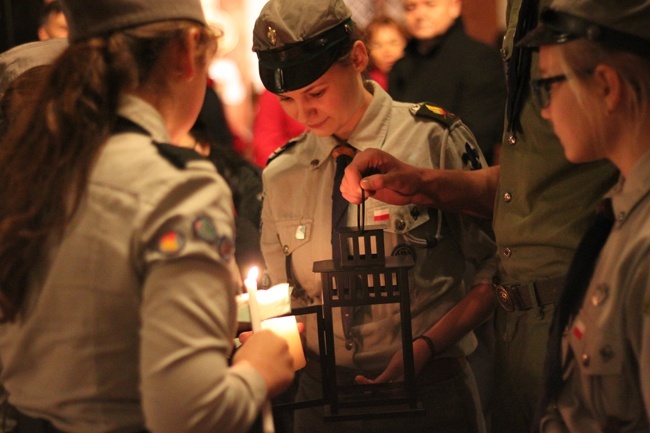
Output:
[153,142,205,169]
[266,133,305,166]
[411,103,460,128]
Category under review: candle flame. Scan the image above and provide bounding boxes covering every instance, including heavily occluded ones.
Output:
[246,266,259,286]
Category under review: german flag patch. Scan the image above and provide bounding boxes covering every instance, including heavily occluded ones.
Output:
[157,230,186,256]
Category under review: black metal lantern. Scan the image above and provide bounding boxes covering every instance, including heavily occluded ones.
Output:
[311,225,424,420]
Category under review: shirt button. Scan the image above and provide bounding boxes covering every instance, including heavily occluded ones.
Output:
[310,159,319,168]
[508,135,517,145]
[599,345,614,362]
[617,211,626,222]
[394,219,406,231]
[581,353,590,367]
[503,192,512,202]
[503,247,512,258]
[282,245,290,255]
[500,47,508,61]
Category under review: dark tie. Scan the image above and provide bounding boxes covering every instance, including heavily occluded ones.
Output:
[331,144,354,261]
[534,198,615,432]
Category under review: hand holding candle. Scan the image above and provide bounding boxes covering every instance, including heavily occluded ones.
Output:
[243,267,275,433]
[240,267,304,433]
[262,316,306,370]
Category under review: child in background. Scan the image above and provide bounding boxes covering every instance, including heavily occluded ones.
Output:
[364,16,407,90]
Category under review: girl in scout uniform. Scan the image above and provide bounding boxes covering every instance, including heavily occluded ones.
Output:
[253,0,497,432]
[520,0,650,431]
[0,1,294,432]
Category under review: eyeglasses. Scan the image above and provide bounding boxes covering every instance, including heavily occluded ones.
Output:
[530,74,567,108]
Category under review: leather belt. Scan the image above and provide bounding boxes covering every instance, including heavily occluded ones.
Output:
[493,275,566,312]
[303,353,466,386]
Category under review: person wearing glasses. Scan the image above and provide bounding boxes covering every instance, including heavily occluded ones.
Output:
[518,0,650,431]
[341,0,620,431]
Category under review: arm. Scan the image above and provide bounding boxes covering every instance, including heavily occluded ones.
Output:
[139,175,293,433]
[356,282,496,384]
[341,148,500,219]
[140,260,294,433]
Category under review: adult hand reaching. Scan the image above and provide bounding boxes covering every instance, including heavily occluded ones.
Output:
[341,148,499,219]
[341,148,426,206]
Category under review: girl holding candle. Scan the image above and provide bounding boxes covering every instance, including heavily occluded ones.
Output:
[0,0,294,432]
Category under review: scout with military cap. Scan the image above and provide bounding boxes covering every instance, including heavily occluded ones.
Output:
[59,0,207,41]
[252,0,354,93]
[517,1,650,432]
[518,0,650,59]
[254,1,495,433]
[0,0,296,431]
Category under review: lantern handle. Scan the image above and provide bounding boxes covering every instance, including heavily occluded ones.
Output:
[356,187,365,233]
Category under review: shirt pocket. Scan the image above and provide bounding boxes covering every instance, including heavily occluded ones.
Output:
[566,305,624,414]
[275,218,313,256]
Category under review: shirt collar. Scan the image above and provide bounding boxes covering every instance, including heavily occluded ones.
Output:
[607,150,650,227]
[116,93,172,144]
[347,81,391,152]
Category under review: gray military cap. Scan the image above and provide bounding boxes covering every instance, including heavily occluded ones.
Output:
[0,38,68,98]
[252,0,354,94]
[59,0,207,42]
[519,0,650,59]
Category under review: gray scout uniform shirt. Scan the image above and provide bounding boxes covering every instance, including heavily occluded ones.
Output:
[0,95,266,433]
[541,152,650,433]
[261,81,496,371]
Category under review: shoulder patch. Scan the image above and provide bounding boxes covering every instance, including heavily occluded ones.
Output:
[412,103,460,128]
[153,142,205,169]
[266,134,304,166]
[461,142,483,170]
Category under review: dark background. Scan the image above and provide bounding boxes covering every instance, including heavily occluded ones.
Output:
[1,0,43,52]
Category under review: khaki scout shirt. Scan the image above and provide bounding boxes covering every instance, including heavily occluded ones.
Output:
[496,0,618,285]
[0,95,266,433]
[261,82,496,371]
[541,151,650,433]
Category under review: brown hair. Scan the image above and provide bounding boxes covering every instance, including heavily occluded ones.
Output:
[364,15,408,45]
[363,15,407,70]
[0,65,51,137]
[0,20,217,321]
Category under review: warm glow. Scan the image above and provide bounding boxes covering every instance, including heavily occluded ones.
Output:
[262,316,306,371]
[245,266,259,290]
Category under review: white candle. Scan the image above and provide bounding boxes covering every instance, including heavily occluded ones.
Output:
[245,267,262,333]
[244,267,275,433]
[262,316,306,371]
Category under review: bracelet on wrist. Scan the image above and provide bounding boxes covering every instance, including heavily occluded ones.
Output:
[413,335,436,356]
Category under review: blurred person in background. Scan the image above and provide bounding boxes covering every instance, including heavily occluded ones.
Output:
[251,88,306,168]
[389,0,505,164]
[364,15,407,91]
[37,1,68,40]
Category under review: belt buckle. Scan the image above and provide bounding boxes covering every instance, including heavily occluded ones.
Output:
[494,285,515,312]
